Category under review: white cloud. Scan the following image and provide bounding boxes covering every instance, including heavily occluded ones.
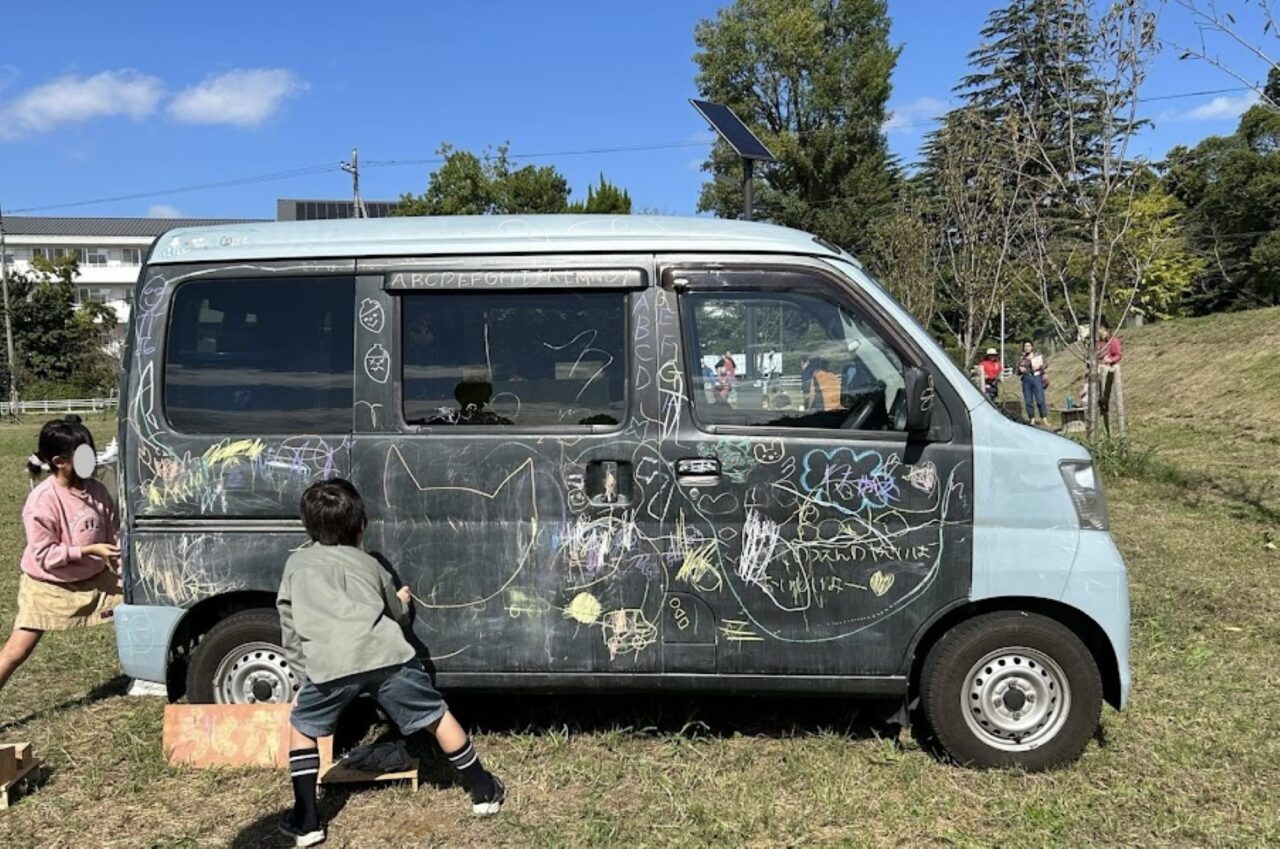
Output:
[1180,92,1260,121]
[884,96,949,134]
[147,204,184,218]
[0,70,164,140]
[167,68,306,128]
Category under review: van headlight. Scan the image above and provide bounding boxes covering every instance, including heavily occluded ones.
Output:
[1059,460,1109,531]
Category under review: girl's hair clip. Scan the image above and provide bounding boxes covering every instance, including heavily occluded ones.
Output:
[27,454,51,473]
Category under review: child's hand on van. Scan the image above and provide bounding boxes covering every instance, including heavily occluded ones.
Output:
[397,586,413,607]
[83,542,121,560]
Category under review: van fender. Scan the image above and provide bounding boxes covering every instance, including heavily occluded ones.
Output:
[114,603,188,686]
[901,592,1126,711]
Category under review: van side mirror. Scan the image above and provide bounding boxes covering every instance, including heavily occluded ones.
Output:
[903,366,934,433]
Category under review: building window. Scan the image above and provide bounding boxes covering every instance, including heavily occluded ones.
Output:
[85,248,109,266]
[31,247,49,261]
[401,290,628,427]
[122,247,142,265]
[164,277,355,433]
[76,287,113,305]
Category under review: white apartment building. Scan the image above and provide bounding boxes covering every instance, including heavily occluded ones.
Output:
[1,215,263,324]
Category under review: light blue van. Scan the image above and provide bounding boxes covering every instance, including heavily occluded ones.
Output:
[112,215,1128,770]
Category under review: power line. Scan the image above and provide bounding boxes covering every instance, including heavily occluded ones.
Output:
[363,140,711,169]
[8,163,340,214]
[4,84,1262,214]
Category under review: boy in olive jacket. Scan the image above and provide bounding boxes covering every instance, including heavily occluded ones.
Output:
[276,479,504,847]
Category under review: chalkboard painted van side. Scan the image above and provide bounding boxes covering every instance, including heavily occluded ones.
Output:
[113,216,1130,770]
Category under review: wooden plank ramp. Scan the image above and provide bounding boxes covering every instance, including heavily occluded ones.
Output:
[162,704,418,789]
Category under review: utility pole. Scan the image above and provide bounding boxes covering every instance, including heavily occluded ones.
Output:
[742,158,754,221]
[340,147,368,219]
[0,206,20,420]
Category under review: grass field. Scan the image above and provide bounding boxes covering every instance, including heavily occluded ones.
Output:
[1,311,1278,848]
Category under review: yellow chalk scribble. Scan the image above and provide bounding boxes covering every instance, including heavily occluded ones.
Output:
[564,592,602,624]
[506,589,550,619]
[602,608,658,659]
[203,438,265,466]
[675,543,722,593]
[721,619,764,642]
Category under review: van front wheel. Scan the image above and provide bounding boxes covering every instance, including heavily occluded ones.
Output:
[186,609,298,704]
[920,611,1102,771]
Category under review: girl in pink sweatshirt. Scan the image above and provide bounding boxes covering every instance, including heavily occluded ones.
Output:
[0,417,121,695]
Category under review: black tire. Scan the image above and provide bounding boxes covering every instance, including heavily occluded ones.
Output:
[920,611,1102,771]
[186,609,297,704]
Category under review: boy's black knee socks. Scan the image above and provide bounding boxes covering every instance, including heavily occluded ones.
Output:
[289,747,321,830]
[444,739,491,793]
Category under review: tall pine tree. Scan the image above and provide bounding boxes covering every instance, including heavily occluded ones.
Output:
[692,0,899,257]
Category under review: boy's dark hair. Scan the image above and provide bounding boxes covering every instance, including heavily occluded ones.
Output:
[300,478,367,546]
[29,416,95,476]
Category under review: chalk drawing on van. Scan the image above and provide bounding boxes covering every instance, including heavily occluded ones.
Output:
[505,588,553,620]
[905,461,938,494]
[386,449,538,611]
[134,534,245,607]
[720,619,764,642]
[601,608,658,659]
[358,298,385,333]
[364,343,391,384]
[355,400,383,429]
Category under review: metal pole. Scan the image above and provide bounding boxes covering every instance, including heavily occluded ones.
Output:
[742,158,754,221]
[0,207,19,417]
[999,300,1005,375]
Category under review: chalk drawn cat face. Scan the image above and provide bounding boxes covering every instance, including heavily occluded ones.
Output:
[383,447,536,610]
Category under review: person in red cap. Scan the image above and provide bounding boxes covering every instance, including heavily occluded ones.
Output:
[979,348,1002,403]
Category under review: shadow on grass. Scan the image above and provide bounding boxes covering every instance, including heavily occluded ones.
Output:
[229,787,355,849]
[0,673,129,734]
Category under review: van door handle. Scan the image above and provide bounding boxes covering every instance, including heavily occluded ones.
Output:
[675,457,720,486]
[587,460,630,505]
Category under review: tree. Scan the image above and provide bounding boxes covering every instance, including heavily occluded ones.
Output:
[1162,86,1280,311]
[394,145,632,217]
[567,175,632,214]
[1115,181,1207,318]
[1009,0,1159,436]
[920,106,1029,366]
[864,182,938,326]
[0,255,119,397]
[1165,0,1278,110]
[692,0,899,256]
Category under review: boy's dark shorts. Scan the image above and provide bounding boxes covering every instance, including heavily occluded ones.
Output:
[290,659,447,738]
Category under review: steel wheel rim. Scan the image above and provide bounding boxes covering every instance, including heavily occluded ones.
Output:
[213,641,295,704]
[961,646,1071,751]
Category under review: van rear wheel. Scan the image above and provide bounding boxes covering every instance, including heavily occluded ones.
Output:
[920,611,1102,771]
[186,609,298,704]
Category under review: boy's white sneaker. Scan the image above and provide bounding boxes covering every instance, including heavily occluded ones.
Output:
[472,775,506,816]
[278,813,326,847]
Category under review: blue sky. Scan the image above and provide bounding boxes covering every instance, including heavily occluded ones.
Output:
[0,1,1273,220]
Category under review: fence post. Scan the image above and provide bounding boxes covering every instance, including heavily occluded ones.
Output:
[1115,364,1127,438]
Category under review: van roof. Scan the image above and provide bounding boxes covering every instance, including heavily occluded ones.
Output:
[146,214,855,265]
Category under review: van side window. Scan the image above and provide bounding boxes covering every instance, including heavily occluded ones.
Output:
[401,291,627,427]
[164,277,355,433]
[683,290,906,431]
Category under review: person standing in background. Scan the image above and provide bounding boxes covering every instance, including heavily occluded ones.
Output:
[1016,341,1049,426]
[979,348,1001,403]
[1097,326,1123,434]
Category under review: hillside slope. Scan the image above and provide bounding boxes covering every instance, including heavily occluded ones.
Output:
[1027,306,1280,511]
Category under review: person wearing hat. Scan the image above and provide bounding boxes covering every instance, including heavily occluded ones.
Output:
[979,348,1002,403]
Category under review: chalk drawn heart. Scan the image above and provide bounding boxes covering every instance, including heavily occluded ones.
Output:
[869,570,894,597]
[697,491,739,515]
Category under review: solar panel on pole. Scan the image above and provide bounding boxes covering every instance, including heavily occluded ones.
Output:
[689,100,777,162]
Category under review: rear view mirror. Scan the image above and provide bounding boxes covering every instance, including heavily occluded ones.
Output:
[903,366,934,433]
